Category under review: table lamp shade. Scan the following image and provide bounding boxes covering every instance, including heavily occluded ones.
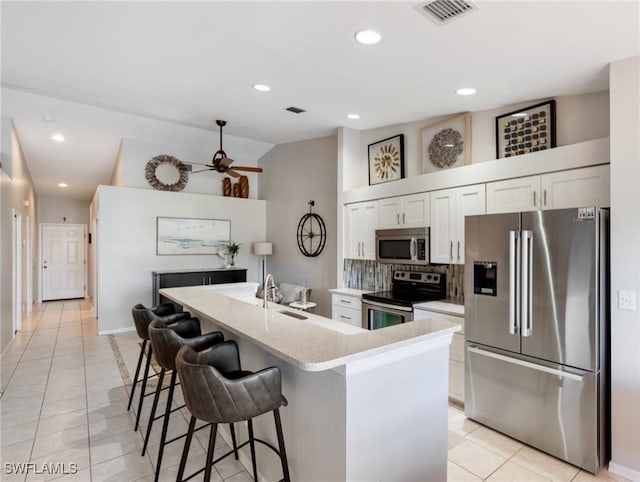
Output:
[253,242,273,256]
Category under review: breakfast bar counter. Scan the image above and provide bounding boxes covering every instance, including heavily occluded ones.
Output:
[160,283,461,482]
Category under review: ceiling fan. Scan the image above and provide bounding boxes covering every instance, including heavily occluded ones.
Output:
[189,120,263,178]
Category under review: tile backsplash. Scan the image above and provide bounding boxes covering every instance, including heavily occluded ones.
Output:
[343,259,464,303]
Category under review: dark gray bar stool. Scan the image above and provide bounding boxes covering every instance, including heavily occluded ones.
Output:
[129,303,200,431]
[146,320,240,482]
[175,341,290,482]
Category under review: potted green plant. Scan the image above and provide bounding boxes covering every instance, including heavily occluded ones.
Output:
[226,241,240,267]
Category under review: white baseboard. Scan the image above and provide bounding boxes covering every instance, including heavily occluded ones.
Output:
[98,326,135,335]
[609,461,640,482]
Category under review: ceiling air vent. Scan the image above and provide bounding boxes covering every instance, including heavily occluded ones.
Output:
[285,106,306,114]
[414,0,479,25]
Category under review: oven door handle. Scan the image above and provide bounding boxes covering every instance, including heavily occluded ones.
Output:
[362,300,413,312]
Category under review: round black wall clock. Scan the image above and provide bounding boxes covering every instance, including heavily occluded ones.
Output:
[296,200,327,257]
[145,155,189,191]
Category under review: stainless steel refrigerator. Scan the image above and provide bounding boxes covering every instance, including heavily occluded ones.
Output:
[464,207,609,474]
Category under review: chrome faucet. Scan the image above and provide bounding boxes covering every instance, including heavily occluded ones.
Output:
[263,273,276,308]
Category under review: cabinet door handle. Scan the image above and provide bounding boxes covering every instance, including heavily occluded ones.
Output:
[402,213,406,224]
[340,315,350,320]
[543,189,548,207]
[397,213,400,224]
[450,241,453,260]
[533,191,537,207]
[340,300,352,304]
[457,241,461,261]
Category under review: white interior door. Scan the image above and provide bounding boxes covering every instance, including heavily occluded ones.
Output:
[13,210,22,333]
[42,224,86,301]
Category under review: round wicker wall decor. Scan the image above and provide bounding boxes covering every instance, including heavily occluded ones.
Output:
[145,155,189,191]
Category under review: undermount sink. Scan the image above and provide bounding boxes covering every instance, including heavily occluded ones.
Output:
[276,310,308,320]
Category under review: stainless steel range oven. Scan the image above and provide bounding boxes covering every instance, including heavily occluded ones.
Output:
[361,270,446,330]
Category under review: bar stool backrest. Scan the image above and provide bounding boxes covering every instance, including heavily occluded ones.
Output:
[148,320,222,371]
[176,343,283,424]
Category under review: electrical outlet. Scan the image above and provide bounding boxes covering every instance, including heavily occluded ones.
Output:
[618,290,637,311]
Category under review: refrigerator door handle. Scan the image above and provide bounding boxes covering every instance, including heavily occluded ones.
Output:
[468,346,585,382]
[521,230,533,337]
[509,230,520,335]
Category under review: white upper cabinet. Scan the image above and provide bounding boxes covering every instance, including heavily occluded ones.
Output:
[430,184,485,264]
[378,193,430,229]
[541,165,610,209]
[486,165,610,214]
[486,176,541,214]
[344,201,378,260]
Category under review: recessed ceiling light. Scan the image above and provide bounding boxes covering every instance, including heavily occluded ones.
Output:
[52,133,65,142]
[455,88,476,96]
[253,83,271,92]
[354,30,381,45]
[58,182,68,188]
[347,114,361,120]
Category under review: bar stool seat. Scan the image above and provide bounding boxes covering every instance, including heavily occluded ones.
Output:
[176,341,290,482]
[146,320,240,482]
[129,303,200,432]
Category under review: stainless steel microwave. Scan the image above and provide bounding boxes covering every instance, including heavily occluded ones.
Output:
[375,227,430,265]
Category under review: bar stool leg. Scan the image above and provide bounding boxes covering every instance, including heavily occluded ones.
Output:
[135,345,153,431]
[127,339,146,410]
[204,423,218,482]
[274,408,290,482]
[177,416,196,482]
[142,368,165,456]
[154,370,177,482]
[229,423,239,460]
[247,419,259,482]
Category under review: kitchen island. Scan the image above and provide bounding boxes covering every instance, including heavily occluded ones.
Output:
[160,283,461,482]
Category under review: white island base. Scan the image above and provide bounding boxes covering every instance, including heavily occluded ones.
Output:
[160,284,459,482]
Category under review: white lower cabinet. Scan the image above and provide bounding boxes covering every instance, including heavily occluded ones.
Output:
[414,307,465,403]
[332,294,362,328]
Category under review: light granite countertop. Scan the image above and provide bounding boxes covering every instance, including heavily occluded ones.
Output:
[328,287,373,298]
[413,300,465,317]
[160,284,460,372]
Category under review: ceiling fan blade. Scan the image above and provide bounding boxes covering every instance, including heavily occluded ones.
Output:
[191,168,214,174]
[184,160,212,167]
[230,166,263,173]
[226,169,241,178]
[219,156,234,167]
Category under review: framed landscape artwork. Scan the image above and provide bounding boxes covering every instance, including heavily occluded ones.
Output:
[368,134,405,185]
[156,217,230,255]
[421,113,471,173]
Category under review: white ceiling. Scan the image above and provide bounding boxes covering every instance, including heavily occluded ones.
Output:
[1,1,639,201]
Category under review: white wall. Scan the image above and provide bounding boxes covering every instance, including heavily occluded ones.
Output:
[94,185,266,333]
[609,56,640,481]
[119,135,272,197]
[37,197,89,225]
[0,120,37,352]
[258,136,338,317]
[349,92,609,192]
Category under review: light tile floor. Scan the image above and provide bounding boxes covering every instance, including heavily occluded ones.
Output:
[0,300,631,482]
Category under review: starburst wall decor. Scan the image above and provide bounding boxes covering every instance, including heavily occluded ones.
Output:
[367,134,405,185]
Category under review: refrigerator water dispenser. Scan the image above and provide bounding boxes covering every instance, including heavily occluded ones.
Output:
[473,261,497,296]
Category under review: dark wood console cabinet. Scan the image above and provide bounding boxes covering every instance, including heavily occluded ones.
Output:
[152,268,247,307]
